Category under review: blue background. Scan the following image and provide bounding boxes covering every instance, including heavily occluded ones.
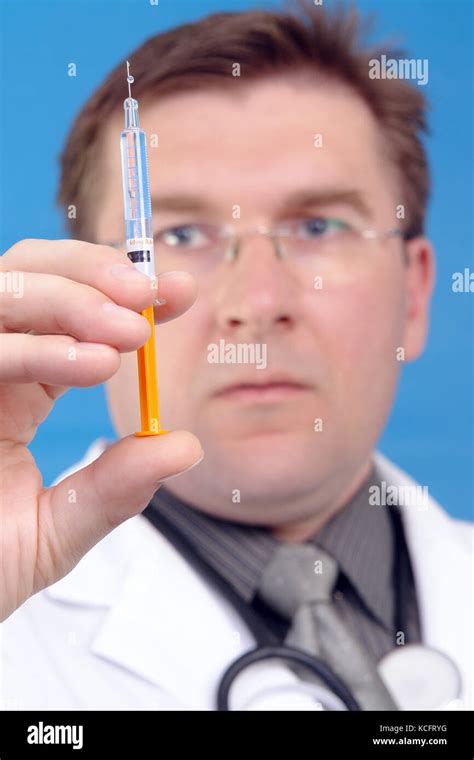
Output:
[0,0,472,520]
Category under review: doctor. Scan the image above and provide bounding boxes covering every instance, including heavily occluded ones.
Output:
[0,4,472,710]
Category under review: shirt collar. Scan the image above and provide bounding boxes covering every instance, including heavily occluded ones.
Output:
[151,461,395,631]
[150,486,275,601]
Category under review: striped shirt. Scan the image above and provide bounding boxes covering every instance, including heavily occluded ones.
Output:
[146,461,421,662]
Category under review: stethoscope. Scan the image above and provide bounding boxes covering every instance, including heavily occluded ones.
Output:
[143,502,462,711]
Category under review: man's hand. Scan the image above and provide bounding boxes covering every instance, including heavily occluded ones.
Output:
[0,239,203,622]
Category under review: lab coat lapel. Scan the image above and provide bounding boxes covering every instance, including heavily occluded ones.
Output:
[87,515,255,709]
[374,453,473,707]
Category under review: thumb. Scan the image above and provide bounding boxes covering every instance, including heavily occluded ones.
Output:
[37,431,203,589]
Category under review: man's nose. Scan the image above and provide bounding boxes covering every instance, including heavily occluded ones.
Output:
[212,233,300,335]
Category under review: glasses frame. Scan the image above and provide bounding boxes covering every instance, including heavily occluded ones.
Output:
[109,222,414,263]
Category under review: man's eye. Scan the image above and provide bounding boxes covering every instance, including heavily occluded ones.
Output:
[157,225,208,248]
[297,217,350,238]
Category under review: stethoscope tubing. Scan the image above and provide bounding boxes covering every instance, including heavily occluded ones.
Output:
[216,645,362,711]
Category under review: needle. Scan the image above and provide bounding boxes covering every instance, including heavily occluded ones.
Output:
[126,60,134,99]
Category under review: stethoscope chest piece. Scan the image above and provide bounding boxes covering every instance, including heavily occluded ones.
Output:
[378,644,461,710]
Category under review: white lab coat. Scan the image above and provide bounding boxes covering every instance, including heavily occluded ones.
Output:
[1,439,472,711]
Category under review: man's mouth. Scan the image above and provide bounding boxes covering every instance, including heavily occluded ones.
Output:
[214,380,312,404]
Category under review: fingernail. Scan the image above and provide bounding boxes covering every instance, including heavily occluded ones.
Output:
[77,342,111,350]
[111,264,149,281]
[159,452,204,482]
[102,302,143,320]
[150,272,189,305]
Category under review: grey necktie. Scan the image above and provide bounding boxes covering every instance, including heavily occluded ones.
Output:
[258,543,398,710]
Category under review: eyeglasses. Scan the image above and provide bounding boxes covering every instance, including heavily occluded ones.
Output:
[111,217,411,286]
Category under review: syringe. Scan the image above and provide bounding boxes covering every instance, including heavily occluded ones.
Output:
[120,61,168,437]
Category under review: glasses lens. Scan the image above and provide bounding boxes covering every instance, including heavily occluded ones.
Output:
[281,222,389,287]
[154,224,225,273]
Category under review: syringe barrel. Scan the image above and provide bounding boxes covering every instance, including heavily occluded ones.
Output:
[120,97,156,278]
[120,126,151,222]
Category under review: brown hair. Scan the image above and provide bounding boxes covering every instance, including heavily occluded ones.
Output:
[57,0,430,242]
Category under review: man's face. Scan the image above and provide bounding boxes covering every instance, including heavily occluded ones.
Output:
[95,76,433,525]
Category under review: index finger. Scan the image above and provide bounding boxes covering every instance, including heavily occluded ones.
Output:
[1,238,197,320]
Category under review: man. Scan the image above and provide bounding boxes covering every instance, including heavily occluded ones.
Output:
[0,2,472,710]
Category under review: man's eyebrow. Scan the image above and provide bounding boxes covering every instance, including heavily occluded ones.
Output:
[150,188,373,217]
[151,194,213,213]
[276,188,373,218]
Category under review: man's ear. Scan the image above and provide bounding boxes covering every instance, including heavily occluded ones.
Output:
[401,236,435,362]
